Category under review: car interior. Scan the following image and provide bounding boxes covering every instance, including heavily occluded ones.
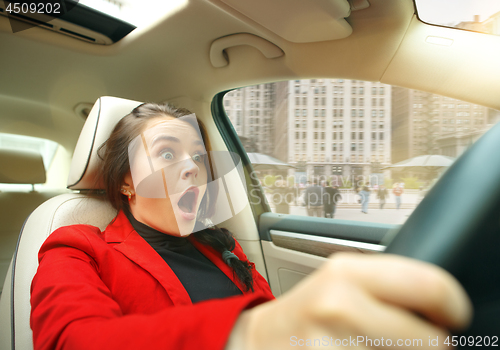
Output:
[1,0,499,348]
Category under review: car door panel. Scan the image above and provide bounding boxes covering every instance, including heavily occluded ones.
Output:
[258,212,395,297]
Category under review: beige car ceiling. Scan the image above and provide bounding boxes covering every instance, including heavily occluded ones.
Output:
[0,0,499,152]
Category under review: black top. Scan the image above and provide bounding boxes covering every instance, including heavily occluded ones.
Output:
[125,212,242,303]
[323,187,340,209]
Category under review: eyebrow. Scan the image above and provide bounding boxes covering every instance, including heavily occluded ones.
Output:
[150,135,205,148]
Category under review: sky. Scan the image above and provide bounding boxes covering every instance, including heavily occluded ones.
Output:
[78,0,187,27]
[416,0,500,26]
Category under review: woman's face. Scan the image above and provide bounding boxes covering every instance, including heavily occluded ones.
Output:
[124,116,208,236]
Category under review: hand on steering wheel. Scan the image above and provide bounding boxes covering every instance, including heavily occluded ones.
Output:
[385,122,500,339]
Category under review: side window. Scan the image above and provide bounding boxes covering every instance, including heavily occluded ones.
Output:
[223,81,500,224]
[0,133,61,191]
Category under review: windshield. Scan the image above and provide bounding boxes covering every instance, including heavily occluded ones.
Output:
[415,0,500,36]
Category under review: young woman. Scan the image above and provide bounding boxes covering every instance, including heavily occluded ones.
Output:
[31,103,472,350]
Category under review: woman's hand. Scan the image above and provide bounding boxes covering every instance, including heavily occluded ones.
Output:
[227,253,472,350]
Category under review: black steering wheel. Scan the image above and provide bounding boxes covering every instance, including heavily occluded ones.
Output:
[385,122,500,341]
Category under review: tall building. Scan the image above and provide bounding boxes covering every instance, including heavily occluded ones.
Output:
[223,84,275,153]
[436,128,488,158]
[225,81,496,184]
[273,81,289,163]
[274,79,392,183]
[455,15,487,32]
[436,108,500,158]
[483,11,500,35]
[456,12,500,35]
[391,87,489,163]
[391,87,412,163]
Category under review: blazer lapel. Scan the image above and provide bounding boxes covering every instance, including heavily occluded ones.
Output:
[104,212,192,305]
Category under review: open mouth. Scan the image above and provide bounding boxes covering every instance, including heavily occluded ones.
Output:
[177,187,199,215]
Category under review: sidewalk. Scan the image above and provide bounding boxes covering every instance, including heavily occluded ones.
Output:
[266,190,423,211]
[286,206,413,225]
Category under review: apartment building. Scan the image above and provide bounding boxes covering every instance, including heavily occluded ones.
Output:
[223,83,275,153]
[274,79,392,182]
[392,87,489,163]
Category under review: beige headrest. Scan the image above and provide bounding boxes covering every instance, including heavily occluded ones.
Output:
[0,149,46,184]
[67,96,143,190]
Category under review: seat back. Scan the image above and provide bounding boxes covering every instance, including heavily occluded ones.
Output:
[0,190,68,295]
[0,96,142,350]
[0,148,58,294]
[0,194,117,349]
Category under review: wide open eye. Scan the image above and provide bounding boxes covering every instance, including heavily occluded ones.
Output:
[160,151,174,160]
[192,153,202,163]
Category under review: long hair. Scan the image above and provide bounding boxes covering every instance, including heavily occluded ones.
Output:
[97,102,254,291]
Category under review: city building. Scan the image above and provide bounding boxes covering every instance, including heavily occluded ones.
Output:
[223,83,275,153]
[455,15,487,32]
[274,79,392,184]
[436,128,488,158]
[225,81,497,186]
[483,11,500,35]
[273,81,288,166]
[456,12,500,36]
[437,110,500,158]
[391,87,490,163]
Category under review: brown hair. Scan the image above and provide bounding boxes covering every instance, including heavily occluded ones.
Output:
[97,102,254,291]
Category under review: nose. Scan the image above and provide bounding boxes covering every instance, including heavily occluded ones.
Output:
[181,157,199,179]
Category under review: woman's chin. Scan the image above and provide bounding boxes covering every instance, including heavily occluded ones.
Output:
[178,224,196,237]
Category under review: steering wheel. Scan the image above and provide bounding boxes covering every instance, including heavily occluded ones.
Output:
[385,122,500,340]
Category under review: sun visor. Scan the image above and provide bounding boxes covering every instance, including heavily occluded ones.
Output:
[219,0,352,42]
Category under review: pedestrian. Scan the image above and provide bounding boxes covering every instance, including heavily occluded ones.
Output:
[393,182,404,210]
[305,179,323,217]
[323,183,340,218]
[354,184,361,204]
[271,180,293,214]
[377,185,388,210]
[360,182,371,214]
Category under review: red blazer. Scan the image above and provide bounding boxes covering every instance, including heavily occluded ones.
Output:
[30,211,274,350]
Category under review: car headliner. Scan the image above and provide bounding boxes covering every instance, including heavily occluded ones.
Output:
[0,0,499,153]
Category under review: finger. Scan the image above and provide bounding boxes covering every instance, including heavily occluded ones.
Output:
[303,281,449,349]
[326,253,473,331]
[351,282,449,349]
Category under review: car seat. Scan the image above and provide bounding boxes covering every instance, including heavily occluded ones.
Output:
[0,148,57,294]
[0,96,143,350]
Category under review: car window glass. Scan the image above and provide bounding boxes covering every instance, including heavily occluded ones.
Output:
[0,133,59,191]
[78,0,187,28]
[415,0,500,36]
[223,80,500,225]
